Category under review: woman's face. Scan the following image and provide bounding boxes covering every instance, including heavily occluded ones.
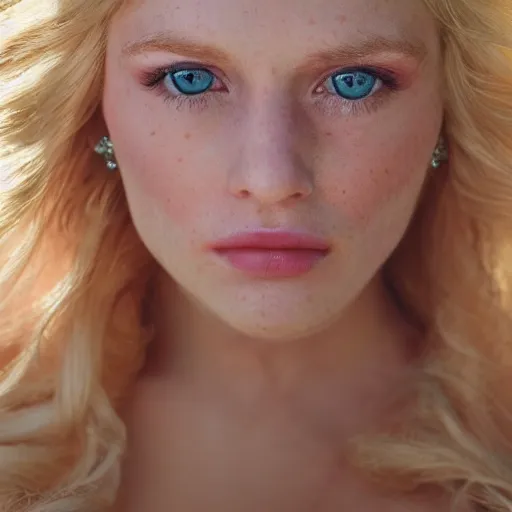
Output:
[103,0,443,340]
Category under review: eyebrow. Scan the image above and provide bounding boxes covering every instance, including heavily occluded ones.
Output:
[121,32,428,68]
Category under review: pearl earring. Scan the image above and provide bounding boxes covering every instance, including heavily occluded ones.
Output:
[431,136,448,169]
[94,136,117,171]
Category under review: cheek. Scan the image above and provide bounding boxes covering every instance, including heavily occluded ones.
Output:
[321,123,435,227]
[104,101,218,230]
[119,141,198,229]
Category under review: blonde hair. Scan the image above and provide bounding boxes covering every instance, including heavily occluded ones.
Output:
[1,0,512,510]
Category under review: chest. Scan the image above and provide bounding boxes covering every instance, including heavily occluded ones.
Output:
[117,392,464,512]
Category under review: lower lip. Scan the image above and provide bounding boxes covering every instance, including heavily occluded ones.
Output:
[214,248,328,278]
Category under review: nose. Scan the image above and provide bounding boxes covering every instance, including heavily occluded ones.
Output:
[227,99,314,206]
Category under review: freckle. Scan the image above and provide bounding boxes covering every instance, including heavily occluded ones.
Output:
[308,16,317,25]
[325,131,333,137]
[184,132,192,139]
[150,130,156,136]
[177,157,183,163]
[384,168,390,175]
[342,189,347,195]
[337,14,347,24]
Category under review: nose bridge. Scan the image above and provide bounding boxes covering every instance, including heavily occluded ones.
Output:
[245,90,296,164]
[228,91,313,204]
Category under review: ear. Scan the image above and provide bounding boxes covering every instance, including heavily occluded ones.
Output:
[86,104,110,152]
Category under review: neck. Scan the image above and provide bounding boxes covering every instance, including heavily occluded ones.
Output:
[144,272,418,422]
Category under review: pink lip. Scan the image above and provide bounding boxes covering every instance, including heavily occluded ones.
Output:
[208,231,331,278]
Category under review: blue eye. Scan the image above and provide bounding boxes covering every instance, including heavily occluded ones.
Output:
[165,68,214,95]
[326,70,379,100]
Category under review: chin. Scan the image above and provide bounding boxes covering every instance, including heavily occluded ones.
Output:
[209,298,342,342]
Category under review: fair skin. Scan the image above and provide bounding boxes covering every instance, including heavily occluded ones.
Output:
[101,0,458,510]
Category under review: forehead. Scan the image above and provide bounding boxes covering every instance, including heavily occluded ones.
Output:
[113,0,438,58]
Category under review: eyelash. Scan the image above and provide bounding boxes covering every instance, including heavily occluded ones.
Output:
[139,63,401,115]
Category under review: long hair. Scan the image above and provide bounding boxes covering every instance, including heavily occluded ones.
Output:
[1,0,512,510]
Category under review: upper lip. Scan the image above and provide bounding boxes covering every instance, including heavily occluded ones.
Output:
[209,230,331,251]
